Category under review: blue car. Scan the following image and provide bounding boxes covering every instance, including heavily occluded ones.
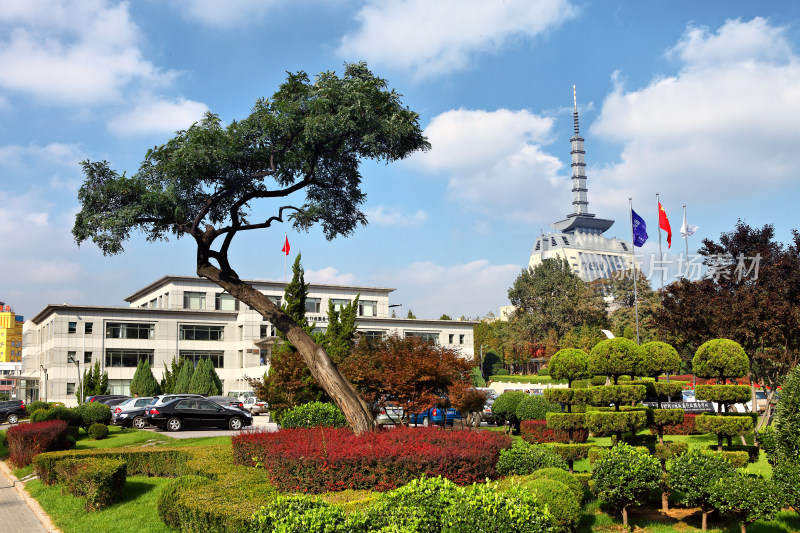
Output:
[408,406,462,426]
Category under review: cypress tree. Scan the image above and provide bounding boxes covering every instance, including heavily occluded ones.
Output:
[323,295,359,364]
[96,361,110,395]
[189,359,220,395]
[161,356,181,394]
[174,359,194,393]
[130,359,161,397]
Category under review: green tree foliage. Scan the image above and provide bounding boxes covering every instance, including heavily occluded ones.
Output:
[496,441,568,475]
[590,275,661,342]
[130,359,162,397]
[692,339,749,384]
[173,360,195,394]
[491,391,527,433]
[473,319,510,365]
[709,472,783,533]
[669,447,737,531]
[547,348,590,387]
[71,63,429,435]
[406,310,416,319]
[588,338,643,384]
[640,341,681,380]
[657,222,800,411]
[439,314,452,320]
[81,361,109,399]
[507,259,607,354]
[515,395,561,421]
[280,401,347,428]
[774,364,800,459]
[188,359,221,396]
[160,356,183,395]
[322,296,359,365]
[469,367,486,387]
[591,443,661,528]
[482,349,505,377]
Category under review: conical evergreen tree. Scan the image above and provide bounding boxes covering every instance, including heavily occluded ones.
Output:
[130,359,161,397]
[324,295,359,365]
[188,359,220,395]
[96,361,110,395]
[160,356,181,394]
[174,359,194,393]
[82,365,96,399]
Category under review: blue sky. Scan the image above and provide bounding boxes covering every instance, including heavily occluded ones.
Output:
[3,0,800,321]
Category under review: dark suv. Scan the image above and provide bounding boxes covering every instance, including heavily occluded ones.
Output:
[0,399,27,424]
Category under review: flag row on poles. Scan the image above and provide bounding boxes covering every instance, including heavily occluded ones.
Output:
[630,202,698,248]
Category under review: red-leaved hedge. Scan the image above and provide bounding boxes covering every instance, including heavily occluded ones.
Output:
[520,420,589,444]
[7,420,71,467]
[651,412,700,436]
[232,427,512,493]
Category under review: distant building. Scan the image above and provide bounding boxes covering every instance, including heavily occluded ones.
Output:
[20,275,477,405]
[529,87,636,282]
[0,306,23,363]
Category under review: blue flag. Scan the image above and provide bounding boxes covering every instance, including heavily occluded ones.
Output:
[631,209,648,247]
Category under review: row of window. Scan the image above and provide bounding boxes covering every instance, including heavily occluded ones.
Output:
[102,349,224,368]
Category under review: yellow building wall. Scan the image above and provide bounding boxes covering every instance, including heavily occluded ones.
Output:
[0,311,23,363]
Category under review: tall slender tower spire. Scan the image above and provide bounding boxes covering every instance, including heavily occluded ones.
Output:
[570,85,591,217]
[550,86,614,235]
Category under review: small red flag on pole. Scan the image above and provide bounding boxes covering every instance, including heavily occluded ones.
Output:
[658,202,672,248]
[281,235,290,256]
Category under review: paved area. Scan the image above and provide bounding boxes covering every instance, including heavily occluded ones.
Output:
[0,462,50,533]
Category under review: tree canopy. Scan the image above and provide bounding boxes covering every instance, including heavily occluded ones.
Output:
[71,63,429,434]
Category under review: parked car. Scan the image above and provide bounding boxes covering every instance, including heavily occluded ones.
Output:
[744,390,769,413]
[102,397,132,407]
[111,397,154,429]
[474,388,499,425]
[408,405,462,426]
[146,397,253,432]
[376,403,405,425]
[206,395,247,411]
[0,399,27,424]
[242,396,270,416]
[86,394,129,404]
[146,394,206,408]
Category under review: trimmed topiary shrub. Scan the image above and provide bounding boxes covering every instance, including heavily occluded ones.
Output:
[695,414,754,451]
[76,402,112,430]
[650,409,685,444]
[516,395,561,421]
[520,420,588,445]
[692,339,749,384]
[640,341,681,380]
[88,423,109,440]
[491,391,527,433]
[6,420,71,467]
[43,406,82,427]
[55,458,127,511]
[528,467,583,501]
[669,447,737,531]
[709,472,783,533]
[515,478,580,531]
[445,481,558,533]
[548,444,594,474]
[589,385,646,409]
[27,401,49,415]
[588,338,643,384]
[547,348,590,387]
[280,401,347,429]
[29,408,49,423]
[695,384,751,413]
[496,441,567,476]
[585,410,648,441]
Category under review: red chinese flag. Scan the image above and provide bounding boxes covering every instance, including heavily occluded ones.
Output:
[658,202,672,248]
[281,235,290,256]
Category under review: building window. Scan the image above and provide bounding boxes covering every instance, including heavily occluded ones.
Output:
[267,295,281,306]
[359,300,377,317]
[106,323,154,340]
[330,298,350,312]
[404,332,440,345]
[66,383,75,395]
[85,322,93,334]
[105,349,154,368]
[305,298,321,314]
[68,322,77,334]
[259,349,269,365]
[359,330,385,341]
[259,325,277,338]
[84,351,92,363]
[449,334,454,344]
[215,293,238,311]
[179,350,224,368]
[108,379,131,396]
[149,299,157,308]
[67,351,76,363]
[459,334,465,344]
[183,291,206,310]
[179,325,225,341]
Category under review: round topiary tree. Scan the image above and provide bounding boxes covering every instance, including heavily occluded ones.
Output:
[589,338,643,384]
[547,348,591,387]
[515,395,561,422]
[640,341,681,381]
[491,391,527,434]
[692,339,749,385]
[516,478,580,532]
[591,443,661,528]
[280,401,347,428]
[669,447,736,531]
[709,472,783,533]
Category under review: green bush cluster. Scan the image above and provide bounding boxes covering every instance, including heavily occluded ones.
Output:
[88,423,109,440]
[695,414,754,450]
[516,395,561,421]
[157,475,213,529]
[496,441,567,476]
[709,472,783,533]
[519,478,581,531]
[54,458,127,511]
[491,391,527,432]
[528,467,583,501]
[591,443,661,527]
[280,401,347,429]
[76,402,112,430]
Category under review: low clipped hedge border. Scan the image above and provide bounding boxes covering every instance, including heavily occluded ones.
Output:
[520,419,588,444]
[7,420,71,467]
[55,458,127,511]
[232,427,512,493]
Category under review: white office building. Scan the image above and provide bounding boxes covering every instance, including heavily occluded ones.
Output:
[20,275,477,405]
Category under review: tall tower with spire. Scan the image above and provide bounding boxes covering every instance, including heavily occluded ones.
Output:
[528,86,634,281]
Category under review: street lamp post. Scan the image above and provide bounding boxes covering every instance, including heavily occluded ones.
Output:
[479,345,489,381]
[68,353,82,403]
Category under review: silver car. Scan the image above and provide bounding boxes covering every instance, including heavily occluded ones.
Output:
[376,404,405,425]
[111,397,154,429]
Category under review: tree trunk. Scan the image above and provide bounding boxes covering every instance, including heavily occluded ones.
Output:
[621,506,628,528]
[197,264,375,435]
[661,490,669,512]
[717,435,723,451]
[702,509,708,531]
[741,522,746,533]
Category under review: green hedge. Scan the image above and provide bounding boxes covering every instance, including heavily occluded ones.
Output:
[589,385,646,407]
[280,402,347,429]
[518,478,580,531]
[34,448,194,484]
[548,443,595,463]
[585,411,648,437]
[695,415,754,438]
[487,375,567,385]
[55,458,127,511]
[546,412,586,431]
[496,441,567,476]
[695,385,751,405]
[706,445,759,463]
[158,475,213,529]
[516,395,561,421]
[543,388,591,406]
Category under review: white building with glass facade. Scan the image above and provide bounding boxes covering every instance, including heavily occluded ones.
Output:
[19,275,477,405]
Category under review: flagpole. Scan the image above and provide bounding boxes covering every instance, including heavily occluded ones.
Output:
[629,198,641,345]
[284,233,288,283]
[656,192,664,292]
[683,205,689,278]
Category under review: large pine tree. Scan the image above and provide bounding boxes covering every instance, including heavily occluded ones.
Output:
[130,359,162,397]
[174,360,195,393]
[188,359,221,395]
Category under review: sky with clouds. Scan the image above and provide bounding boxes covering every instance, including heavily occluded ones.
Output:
[3,0,800,321]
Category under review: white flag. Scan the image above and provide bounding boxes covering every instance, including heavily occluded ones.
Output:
[680,209,698,238]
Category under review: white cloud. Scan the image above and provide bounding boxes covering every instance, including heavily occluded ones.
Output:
[411,108,567,223]
[0,0,176,104]
[305,266,357,285]
[338,0,577,79]
[107,96,209,136]
[371,260,521,319]
[365,205,428,227]
[177,0,280,28]
[589,17,800,215]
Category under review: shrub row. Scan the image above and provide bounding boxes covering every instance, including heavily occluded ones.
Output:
[232,427,512,493]
[55,458,126,510]
[496,441,567,475]
[34,447,194,483]
[520,419,588,444]
[7,420,71,467]
[280,402,347,429]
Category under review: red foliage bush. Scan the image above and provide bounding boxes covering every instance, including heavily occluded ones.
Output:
[652,412,700,435]
[232,426,511,493]
[6,420,71,467]
[520,420,588,444]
